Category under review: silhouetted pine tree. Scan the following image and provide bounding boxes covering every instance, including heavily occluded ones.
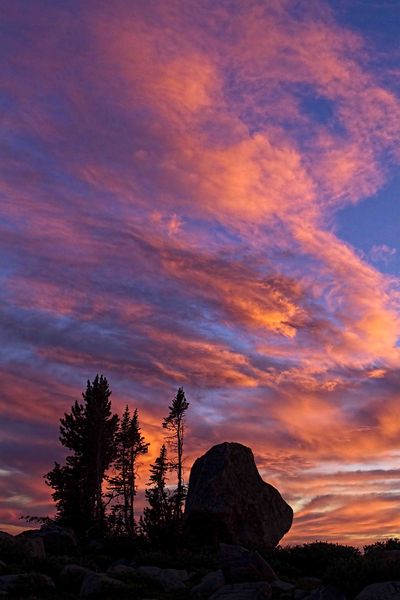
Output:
[107,406,149,535]
[45,461,83,530]
[162,387,189,519]
[140,444,173,543]
[45,374,119,533]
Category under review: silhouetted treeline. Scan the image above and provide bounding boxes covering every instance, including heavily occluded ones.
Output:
[45,374,189,544]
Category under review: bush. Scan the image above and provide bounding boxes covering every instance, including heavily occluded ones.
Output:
[324,551,400,597]
[264,542,360,579]
[102,533,148,559]
[363,537,400,557]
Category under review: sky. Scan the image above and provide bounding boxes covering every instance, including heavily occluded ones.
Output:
[2,0,400,547]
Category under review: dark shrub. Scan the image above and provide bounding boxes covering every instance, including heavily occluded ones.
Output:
[321,540,400,597]
[264,542,360,579]
[363,537,400,557]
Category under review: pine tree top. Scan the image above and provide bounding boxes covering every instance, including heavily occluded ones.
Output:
[163,387,189,429]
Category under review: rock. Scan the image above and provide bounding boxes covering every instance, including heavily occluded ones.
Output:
[191,570,225,598]
[137,565,162,579]
[219,543,277,584]
[0,531,46,562]
[294,591,308,600]
[209,581,272,599]
[0,574,28,594]
[0,533,13,544]
[137,566,189,592]
[272,580,296,593]
[106,563,138,581]
[305,585,347,600]
[21,535,46,560]
[184,442,293,548]
[79,572,129,598]
[164,568,189,583]
[0,531,26,561]
[355,581,400,599]
[86,538,105,553]
[110,557,136,568]
[297,578,323,591]
[17,524,77,555]
[31,572,57,592]
[0,572,55,594]
[159,569,188,592]
[60,564,93,592]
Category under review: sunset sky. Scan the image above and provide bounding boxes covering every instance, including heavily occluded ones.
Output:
[2,0,400,546]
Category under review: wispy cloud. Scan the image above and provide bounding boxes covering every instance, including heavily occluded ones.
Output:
[370,244,397,264]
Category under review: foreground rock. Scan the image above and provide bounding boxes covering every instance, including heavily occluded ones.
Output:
[0,572,55,595]
[106,563,138,581]
[79,572,129,598]
[219,543,277,584]
[271,580,296,593]
[305,585,347,600]
[355,581,400,599]
[191,570,225,598]
[0,531,48,563]
[137,565,189,592]
[17,524,78,555]
[60,564,94,593]
[185,442,293,548]
[20,535,46,560]
[0,531,27,561]
[209,581,272,599]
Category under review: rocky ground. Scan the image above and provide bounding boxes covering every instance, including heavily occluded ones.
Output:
[1,526,400,599]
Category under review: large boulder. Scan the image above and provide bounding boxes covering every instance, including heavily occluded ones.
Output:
[305,585,347,600]
[209,581,272,599]
[0,572,55,595]
[355,581,400,600]
[17,524,78,555]
[219,543,277,584]
[0,531,27,562]
[0,531,45,563]
[60,564,94,593]
[191,570,225,599]
[137,565,189,592]
[79,572,129,598]
[271,580,296,593]
[184,442,293,548]
[105,563,138,581]
[20,535,46,560]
